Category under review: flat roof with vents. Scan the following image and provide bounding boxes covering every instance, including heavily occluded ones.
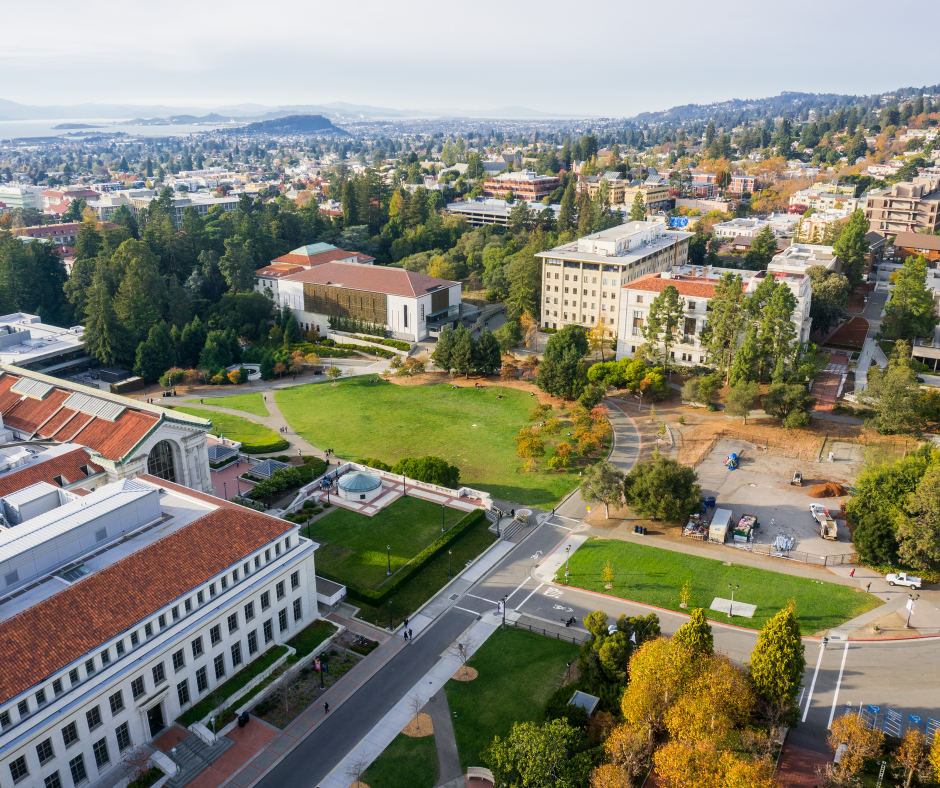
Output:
[62,392,126,422]
[10,378,53,400]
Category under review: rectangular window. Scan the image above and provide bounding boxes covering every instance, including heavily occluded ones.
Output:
[172,650,185,673]
[108,691,124,715]
[248,631,258,655]
[276,581,285,600]
[130,631,139,648]
[293,599,302,621]
[9,755,28,783]
[158,614,166,629]
[62,721,79,748]
[36,688,47,706]
[172,606,180,621]
[177,679,190,708]
[85,659,95,676]
[209,583,216,597]
[213,655,226,680]
[254,556,261,569]
[243,562,250,576]
[196,667,208,694]
[279,609,288,632]
[17,699,28,717]
[636,295,643,303]
[86,706,102,731]
[227,613,239,633]
[210,625,221,645]
[192,637,204,658]
[152,663,166,686]
[261,591,270,611]
[115,640,125,657]
[197,591,204,605]
[687,300,696,311]
[92,737,110,769]
[291,571,300,590]
[53,678,63,696]
[232,568,239,583]
[44,773,62,788]
[184,598,192,613]
[131,677,144,700]
[231,642,242,667]
[221,576,228,591]
[69,754,87,785]
[263,620,273,643]
[144,623,153,638]
[115,722,131,752]
[37,738,54,764]
[275,542,281,557]
[403,304,408,328]
[264,549,271,562]
[244,601,255,622]
[285,536,291,550]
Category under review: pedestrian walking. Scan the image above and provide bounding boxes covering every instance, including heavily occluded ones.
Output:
[866,582,872,593]
[408,629,413,639]
[323,702,329,713]
[404,618,409,627]
[849,567,856,577]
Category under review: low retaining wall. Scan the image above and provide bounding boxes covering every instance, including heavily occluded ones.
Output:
[328,331,412,356]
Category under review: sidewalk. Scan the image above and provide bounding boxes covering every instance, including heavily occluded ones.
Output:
[216,616,403,788]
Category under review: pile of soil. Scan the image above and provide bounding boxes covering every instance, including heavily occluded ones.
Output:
[807,481,849,498]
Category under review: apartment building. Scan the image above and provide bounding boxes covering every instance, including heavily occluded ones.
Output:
[768,243,841,275]
[622,180,672,212]
[729,175,756,194]
[444,199,558,228]
[713,216,772,240]
[892,231,940,263]
[864,177,940,234]
[481,170,559,202]
[578,173,629,206]
[536,221,693,330]
[0,474,318,788]
[615,265,812,365]
[788,189,859,213]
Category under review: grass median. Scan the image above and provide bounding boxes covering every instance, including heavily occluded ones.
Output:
[362,733,439,788]
[185,392,270,417]
[172,406,288,453]
[563,537,881,635]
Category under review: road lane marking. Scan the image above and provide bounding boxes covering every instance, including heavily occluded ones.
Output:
[802,644,826,722]
[503,577,531,605]
[827,641,850,729]
[544,587,563,598]
[453,606,482,616]
[466,593,497,603]
[515,583,544,611]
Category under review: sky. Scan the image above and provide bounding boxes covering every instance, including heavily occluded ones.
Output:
[3,0,938,117]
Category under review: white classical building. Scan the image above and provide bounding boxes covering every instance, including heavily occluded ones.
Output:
[0,474,319,788]
[0,366,213,494]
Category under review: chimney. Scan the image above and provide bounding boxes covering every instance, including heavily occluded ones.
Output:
[701,266,706,277]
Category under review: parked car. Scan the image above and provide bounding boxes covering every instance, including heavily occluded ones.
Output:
[886,572,921,589]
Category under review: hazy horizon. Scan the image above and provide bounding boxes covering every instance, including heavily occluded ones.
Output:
[3,0,938,118]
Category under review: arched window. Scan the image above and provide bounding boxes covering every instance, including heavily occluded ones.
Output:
[147,440,177,483]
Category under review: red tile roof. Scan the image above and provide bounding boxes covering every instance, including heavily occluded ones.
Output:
[256,263,304,278]
[0,504,294,704]
[0,448,102,498]
[282,262,457,297]
[626,273,731,299]
[0,369,204,463]
[270,249,375,267]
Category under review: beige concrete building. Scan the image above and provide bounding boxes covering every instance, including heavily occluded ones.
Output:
[864,177,940,234]
[536,221,693,330]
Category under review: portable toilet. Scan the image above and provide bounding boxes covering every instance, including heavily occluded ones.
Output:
[709,508,732,544]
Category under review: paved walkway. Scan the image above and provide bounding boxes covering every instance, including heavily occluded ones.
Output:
[851,289,889,393]
[424,690,462,787]
[775,740,831,786]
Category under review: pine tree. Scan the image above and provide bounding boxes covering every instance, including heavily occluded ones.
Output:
[756,285,798,380]
[833,210,871,289]
[134,322,176,381]
[283,310,303,345]
[341,178,359,227]
[432,325,454,371]
[450,325,475,378]
[883,254,940,340]
[557,181,577,230]
[699,272,745,382]
[179,316,208,368]
[629,191,646,222]
[747,605,805,706]
[728,324,760,385]
[642,284,684,367]
[474,327,502,374]
[83,267,124,366]
[219,235,256,293]
[673,608,714,655]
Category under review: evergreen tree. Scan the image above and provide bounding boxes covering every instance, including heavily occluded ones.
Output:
[450,324,475,378]
[83,267,124,366]
[557,181,577,231]
[629,191,646,222]
[73,213,102,262]
[179,316,208,368]
[861,342,926,434]
[642,284,684,367]
[699,272,746,381]
[474,327,502,374]
[199,330,233,372]
[134,322,176,381]
[432,325,454,371]
[744,225,778,269]
[673,608,713,655]
[219,235,256,293]
[832,210,870,289]
[882,255,939,340]
[577,188,595,235]
[704,121,716,148]
[341,178,359,227]
[756,285,798,379]
[283,310,303,345]
[536,325,589,400]
[728,324,760,385]
[747,605,805,706]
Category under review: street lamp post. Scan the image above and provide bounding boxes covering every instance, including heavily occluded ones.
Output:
[442,504,446,532]
[387,545,392,576]
[906,594,920,629]
[448,550,453,579]
[728,584,739,618]
[223,482,227,501]
[565,545,571,581]
[388,598,393,630]
[501,594,508,629]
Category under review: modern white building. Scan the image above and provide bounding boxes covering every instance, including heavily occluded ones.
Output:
[0,186,44,212]
[768,243,841,275]
[0,365,213,494]
[0,474,319,788]
[0,315,87,375]
[267,262,462,342]
[536,221,694,331]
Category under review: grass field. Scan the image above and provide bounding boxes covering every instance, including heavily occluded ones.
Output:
[563,538,881,634]
[355,517,497,628]
[445,627,579,771]
[185,393,269,417]
[276,377,596,506]
[362,733,438,788]
[172,406,288,453]
[308,496,468,589]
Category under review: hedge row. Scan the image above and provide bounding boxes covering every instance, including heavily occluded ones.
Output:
[351,335,411,351]
[329,508,487,606]
[241,438,290,454]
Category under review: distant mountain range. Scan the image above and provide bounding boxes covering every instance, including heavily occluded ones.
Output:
[0,98,572,123]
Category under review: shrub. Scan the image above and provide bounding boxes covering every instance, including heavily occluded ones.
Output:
[240,437,289,454]
[210,373,227,385]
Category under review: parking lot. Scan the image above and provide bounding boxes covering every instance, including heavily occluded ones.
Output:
[695,439,864,557]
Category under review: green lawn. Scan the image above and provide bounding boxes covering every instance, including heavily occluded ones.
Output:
[445,627,579,771]
[362,733,438,788]
[564,538,881,635]
[171,407,288,453]
[276,377,598,507]
[185,392,270,417]
[355,516,497,628]
[309,496,468,590]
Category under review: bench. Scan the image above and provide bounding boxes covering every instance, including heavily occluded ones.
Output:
[467,767,495,783]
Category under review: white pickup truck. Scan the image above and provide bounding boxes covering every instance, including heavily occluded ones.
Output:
[886,572,922,589]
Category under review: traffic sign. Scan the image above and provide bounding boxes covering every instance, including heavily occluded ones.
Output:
[909,714,922,725]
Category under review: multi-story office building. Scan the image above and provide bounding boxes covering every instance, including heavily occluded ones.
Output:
[536,221,693,330]
[0,186,44,212]
[128,195,239,230]
[443,199,559,228]
[788,189,859,213]
[864,177,940,234]
[0,474,318,788]
[615,265,813,365]
[481,170,559,202]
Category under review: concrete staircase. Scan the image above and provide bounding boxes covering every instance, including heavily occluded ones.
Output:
[164,732,235,788]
